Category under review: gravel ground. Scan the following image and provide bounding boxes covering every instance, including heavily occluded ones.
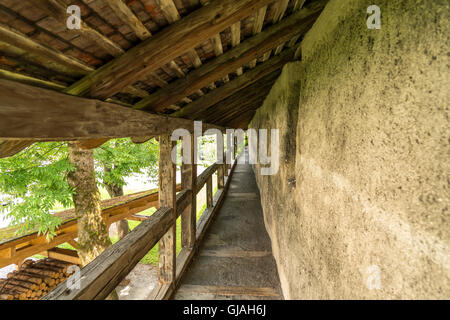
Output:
[116,263,158,300]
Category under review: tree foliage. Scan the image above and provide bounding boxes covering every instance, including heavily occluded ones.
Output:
[0,138,159,237]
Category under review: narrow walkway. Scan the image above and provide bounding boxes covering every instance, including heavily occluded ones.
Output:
[174,153,283,300]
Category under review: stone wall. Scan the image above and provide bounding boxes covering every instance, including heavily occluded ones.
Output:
[250,0,449,299]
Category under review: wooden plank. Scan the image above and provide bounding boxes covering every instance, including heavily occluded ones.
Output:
[248,6,268,68]
[64,0,274,99]
[230,22,243,76]
[153,0,213,90]
[133,2,325,111]
[42,207,174,300]
[170,48,295,118]
[0,79,224,140]
[288,0,307,47]
[107,0,151,40]
[181,135,196,249]
[157,135,177,289]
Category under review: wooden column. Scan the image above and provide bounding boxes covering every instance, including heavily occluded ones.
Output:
[217,133,225,189]
[158,135,177,287]
[181,135,196,249]
[233,135,238,159]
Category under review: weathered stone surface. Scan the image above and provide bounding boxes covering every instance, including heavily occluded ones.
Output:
[250,0,449,299]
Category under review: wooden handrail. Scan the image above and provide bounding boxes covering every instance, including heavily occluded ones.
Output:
[196,163,220,193]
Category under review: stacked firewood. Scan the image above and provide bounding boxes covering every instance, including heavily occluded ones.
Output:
[0,258,79,300]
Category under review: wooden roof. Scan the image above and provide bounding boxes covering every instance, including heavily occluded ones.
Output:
[0,0,326,156]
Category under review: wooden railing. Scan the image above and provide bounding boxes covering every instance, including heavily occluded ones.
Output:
[43,133,240,300]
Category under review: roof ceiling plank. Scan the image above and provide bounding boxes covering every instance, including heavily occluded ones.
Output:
[169,47,296,119]
[63,0,274,99]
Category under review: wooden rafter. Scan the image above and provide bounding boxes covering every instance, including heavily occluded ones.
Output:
[170,47,296,119]
[106,0,151,40]
[157,0,214,90]
[37,0,124,57]
[133,2,325,112]
[0,79,224,141]
[288,0,307,47]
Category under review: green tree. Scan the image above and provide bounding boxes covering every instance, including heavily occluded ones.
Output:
[0,138,159,238]
[0,142,72,238]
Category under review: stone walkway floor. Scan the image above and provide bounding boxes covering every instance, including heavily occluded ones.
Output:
[174,155,283,300]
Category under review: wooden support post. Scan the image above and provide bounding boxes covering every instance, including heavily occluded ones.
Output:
[206,176,213,208]
[158,135,177,288]
[181,135,196,249]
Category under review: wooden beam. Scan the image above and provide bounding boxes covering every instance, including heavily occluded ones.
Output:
[154,0,213,90]
[156,134,177,297]
[0,79,224,141]
[76,139,110,150]
[107,0,151,40]
[133,2,325,111]
[0,22,93,77]
[181,134,196,249]
[288,0,307,47]
[42,247,80,265]
[0,68,66,91]
[230,22,243,76]
[170,47,295,119]
[64,0,274,99]
[263,0,290,60]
